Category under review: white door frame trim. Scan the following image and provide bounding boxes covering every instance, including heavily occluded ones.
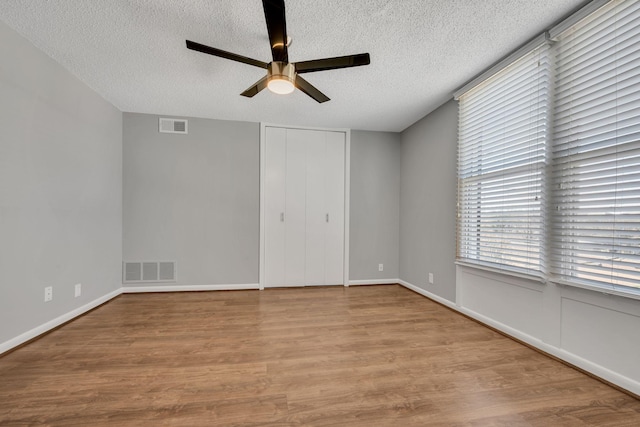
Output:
[259,123,351,290]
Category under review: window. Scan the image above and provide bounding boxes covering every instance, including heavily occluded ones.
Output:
[457,44,549,278]
[551,0,640,293]
[456,0,640,296]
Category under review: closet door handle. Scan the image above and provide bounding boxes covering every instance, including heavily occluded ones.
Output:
[326,213,329,223]
[280,212,285,222]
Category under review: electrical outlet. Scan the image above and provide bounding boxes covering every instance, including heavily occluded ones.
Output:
[44,286,53,302]
[75,283,82,298]
[428,273,434,284]
[378,263,384,272]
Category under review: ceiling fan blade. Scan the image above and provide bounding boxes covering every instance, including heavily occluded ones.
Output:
[294,53,371,74]
[186,40,268,69]
[240,76,269,98]
[295,75,330,103]
[262,0,288,62]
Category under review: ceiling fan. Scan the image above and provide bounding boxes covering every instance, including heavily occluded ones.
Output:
[186,0,370,103]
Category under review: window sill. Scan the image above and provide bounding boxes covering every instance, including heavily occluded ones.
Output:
[550,279,640,302]
[455,261,546,284]
[455,261,640,301]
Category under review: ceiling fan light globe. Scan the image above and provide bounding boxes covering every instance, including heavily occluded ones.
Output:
[268,78,295,95]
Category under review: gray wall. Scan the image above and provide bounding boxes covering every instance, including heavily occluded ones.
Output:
[0,21,123,344]
[123,117,400,287]
[399,100,458,302]
[350,130,401,280]
[122,113,260,286]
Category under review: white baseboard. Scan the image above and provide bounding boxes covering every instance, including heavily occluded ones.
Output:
[348,279,400,286]
[398,280,458,310]
[0,288,122,355]
[398,279,640,396]
[121,283,260,293]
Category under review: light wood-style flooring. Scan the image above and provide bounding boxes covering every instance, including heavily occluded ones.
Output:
[1,285,639,426]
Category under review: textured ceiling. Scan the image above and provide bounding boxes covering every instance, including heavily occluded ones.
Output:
[0,0,586,132]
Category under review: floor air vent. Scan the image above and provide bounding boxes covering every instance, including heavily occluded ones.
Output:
[159,118,188,134]
[124,261,176,283]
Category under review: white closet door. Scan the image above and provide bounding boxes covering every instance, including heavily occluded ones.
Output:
[264,127,286,287]
[263,126,345,288]
[284,129,308,286]
[305,131,327,285]
[324,131,345,285]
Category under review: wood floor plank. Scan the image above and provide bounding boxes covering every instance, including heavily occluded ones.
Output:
[1,285,639,426]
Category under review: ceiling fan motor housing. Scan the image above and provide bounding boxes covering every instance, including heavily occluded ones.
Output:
[268,61,295,83]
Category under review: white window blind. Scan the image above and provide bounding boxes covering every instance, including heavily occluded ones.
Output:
[551,0,640,293]
[457,44,550,277]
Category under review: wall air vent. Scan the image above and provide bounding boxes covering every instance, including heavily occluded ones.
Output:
[123,261,176,283]
[159,262,175,281]
[159,118,188,134]
[142,262,158,281]
[124,262,142,282]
